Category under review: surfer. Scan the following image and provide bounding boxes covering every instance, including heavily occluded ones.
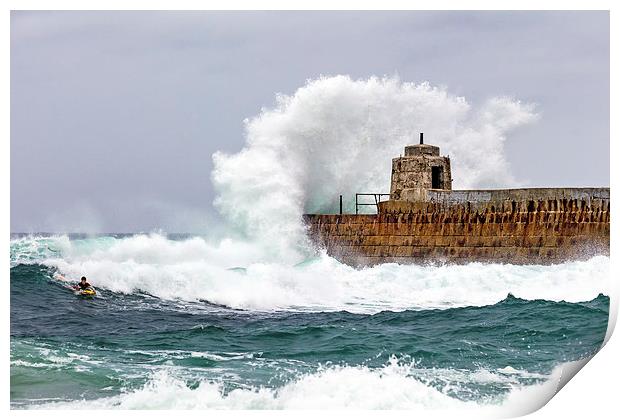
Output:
[73,276,93,291]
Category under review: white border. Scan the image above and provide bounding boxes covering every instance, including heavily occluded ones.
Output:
[3,2,616,420]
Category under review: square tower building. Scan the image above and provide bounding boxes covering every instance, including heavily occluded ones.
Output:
[390,133,452,201]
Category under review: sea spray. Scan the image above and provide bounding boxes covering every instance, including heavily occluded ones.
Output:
[212,75,537,260]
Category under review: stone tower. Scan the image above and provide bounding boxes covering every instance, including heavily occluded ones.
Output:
[390,133,452,201]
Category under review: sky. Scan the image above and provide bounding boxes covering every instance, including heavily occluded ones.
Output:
[10,11,610,233]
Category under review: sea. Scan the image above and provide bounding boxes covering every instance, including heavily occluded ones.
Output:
[10,232,610,414]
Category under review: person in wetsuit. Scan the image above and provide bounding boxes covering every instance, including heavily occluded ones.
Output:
[73,276,92,291]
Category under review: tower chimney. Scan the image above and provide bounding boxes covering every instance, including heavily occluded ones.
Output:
[419,133,424,145]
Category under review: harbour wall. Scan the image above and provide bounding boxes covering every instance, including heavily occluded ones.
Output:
[303,188,610,266]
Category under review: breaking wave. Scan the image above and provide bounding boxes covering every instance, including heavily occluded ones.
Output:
[31,357,583,415]
[11,76,554,312]
[11,234,610,314]
[212,75,538,260]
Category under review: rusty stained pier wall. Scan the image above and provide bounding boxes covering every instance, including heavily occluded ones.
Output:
[303,188,610,266]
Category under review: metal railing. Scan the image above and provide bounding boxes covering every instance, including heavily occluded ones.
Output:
[355,193,391,214]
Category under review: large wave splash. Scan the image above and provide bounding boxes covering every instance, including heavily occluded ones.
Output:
[212,75,537,260]
[12,235,609,313]
[31,356,582,414]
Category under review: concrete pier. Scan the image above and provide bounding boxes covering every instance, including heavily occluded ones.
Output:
[304,138,609,266]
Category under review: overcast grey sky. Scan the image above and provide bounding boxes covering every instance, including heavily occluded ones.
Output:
[11,11,609,233]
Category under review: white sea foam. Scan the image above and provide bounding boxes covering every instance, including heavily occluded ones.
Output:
[32,357,580,415]
[12,234,610,313]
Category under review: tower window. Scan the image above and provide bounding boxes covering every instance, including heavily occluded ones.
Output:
[432,166,442,189]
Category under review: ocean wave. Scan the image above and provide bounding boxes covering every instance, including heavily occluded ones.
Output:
[11,234,611,313]
[29,357,583,414]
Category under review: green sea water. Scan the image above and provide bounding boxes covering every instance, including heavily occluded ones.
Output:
[10,234,610,410]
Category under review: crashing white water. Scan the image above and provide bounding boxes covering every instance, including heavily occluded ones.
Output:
[11,234,610,314]
[212,75,537,259]
[32,356,583,415]
[9,75,608,313]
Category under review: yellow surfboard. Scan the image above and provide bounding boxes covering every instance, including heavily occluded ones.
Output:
[79,288,96,297]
